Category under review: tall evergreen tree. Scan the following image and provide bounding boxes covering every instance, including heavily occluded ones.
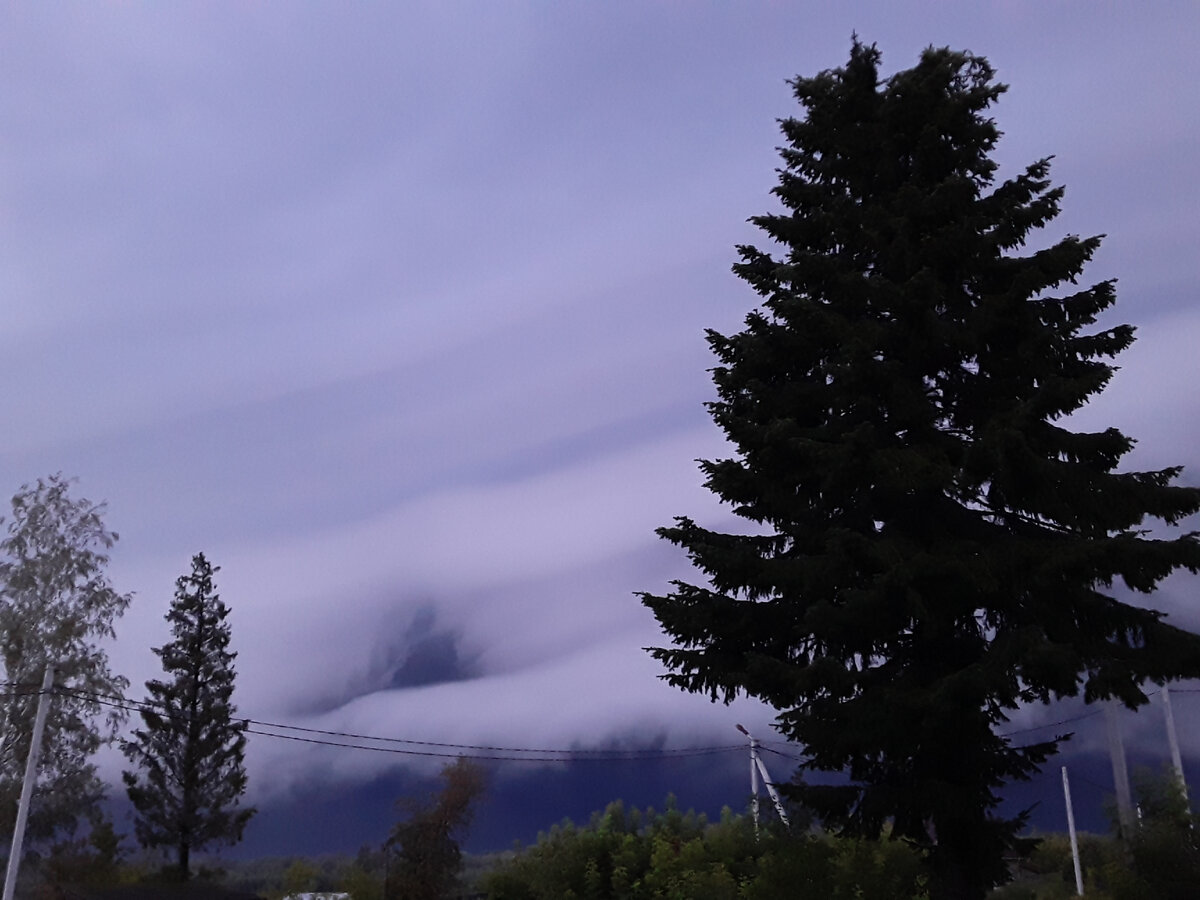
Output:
[122,553,254,880]
[641,41,1200,900]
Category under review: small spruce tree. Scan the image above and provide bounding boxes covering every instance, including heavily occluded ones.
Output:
[641,40,1200,900]
[122,553,254,879]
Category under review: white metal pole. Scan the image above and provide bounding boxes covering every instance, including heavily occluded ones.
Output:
[737,724,760,835]
[750,737,760,834]
[1105,702,1136,840]
[753,753,791,828]
[1062,765,1084,898]
[1161,685,1189,804]
[3,664,56,900]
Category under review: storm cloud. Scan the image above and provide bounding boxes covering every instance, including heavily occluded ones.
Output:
[2,2,1198,849]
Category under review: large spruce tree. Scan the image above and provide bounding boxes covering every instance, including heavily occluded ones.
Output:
[641,41,1200,899]
[122,553,254,880]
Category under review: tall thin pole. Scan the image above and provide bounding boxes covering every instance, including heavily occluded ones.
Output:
[1062,765,1084,898]
[753,753,791,828]
[737,724,790,833]
[750,738,760,833]
[1105,702,1136,840]
[3,664,56,900]
[737,725,760,834]
[1161,685,1189,803]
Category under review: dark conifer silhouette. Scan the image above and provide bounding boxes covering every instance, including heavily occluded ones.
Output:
[122,553,254,879]
[642,41,1200,899]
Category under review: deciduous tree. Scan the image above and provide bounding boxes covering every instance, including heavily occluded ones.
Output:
[641,40,1200,899]
[122,553,254,880]
[481,799,926,900]
[384,756,485,900]
[0,474,131,844]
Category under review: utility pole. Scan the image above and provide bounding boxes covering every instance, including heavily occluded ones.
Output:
[1161,684,1189,803]
[1062,765,1085,898]
[736,724,790,834]
[1105,702,1136,840]
[3,664,56,900]
[747,728,759,832]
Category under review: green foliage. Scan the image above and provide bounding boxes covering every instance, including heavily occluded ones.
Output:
[641,38,1200,900]
[340,861,385,900]
[985,772,1200,899]
[480,798,927,899]
[0,474,132,844]
[1130,764,1195,832]
[37,811,128,890]
[202,852,350,897]
[385,756,486,900]
[994,832,1087,899]
[280,858,322,896]
[121,553,255,879]
[1116,766,1200,900]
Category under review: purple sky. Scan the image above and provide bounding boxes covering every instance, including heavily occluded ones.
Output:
[3,3,1199,853]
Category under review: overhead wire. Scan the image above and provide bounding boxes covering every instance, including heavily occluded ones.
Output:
[756,705,1108,743]
[997,708,1104,737]
[57,685,747,763]
[241,726,739,763]
[42,681,1200,765]
[760,745,806,763]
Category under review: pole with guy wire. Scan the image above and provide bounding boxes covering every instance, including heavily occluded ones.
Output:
[736,724,790,835]
[3,664,57,900]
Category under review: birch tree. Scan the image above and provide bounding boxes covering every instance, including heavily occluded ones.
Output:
[0,474,131,844]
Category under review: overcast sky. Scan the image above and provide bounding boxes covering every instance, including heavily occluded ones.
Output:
[3,2,1199,851]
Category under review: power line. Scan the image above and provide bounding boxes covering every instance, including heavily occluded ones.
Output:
[49,682,1200,765]
[59,686,747,763]
[997,708,1104,738]
[755,707,1106,744]
[243,720,739,763]
[243,726,740,763]
[759,745,805,763]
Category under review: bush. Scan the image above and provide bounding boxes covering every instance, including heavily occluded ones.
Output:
[480,798,928,900]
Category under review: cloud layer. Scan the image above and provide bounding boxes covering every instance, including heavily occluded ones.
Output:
[2,3,1199,832]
